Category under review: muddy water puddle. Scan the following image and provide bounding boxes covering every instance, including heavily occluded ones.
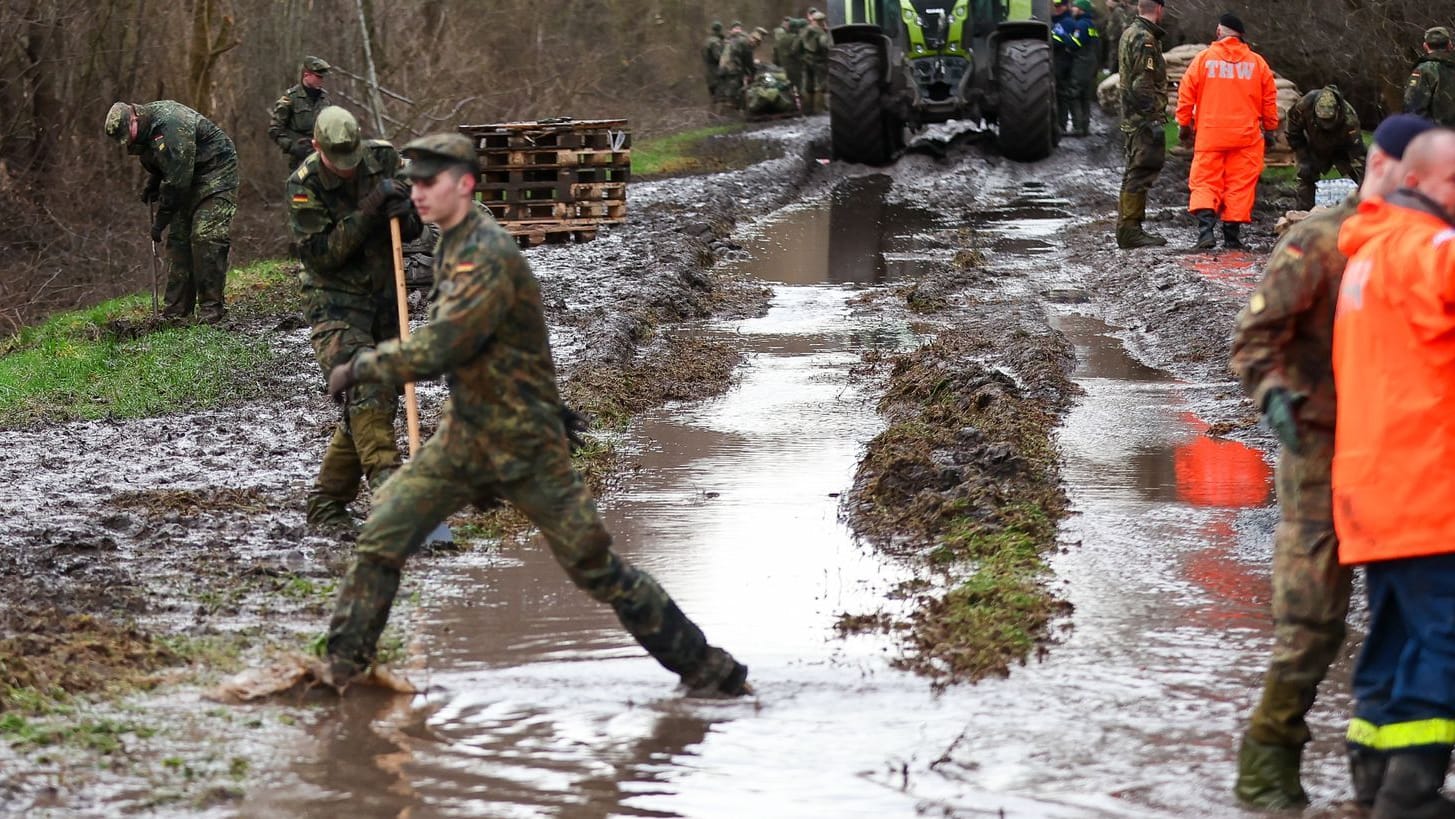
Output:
[245,187,1013,818]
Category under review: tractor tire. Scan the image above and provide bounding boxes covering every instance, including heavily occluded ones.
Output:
[995,38,1057,162]
[828,41,902,165]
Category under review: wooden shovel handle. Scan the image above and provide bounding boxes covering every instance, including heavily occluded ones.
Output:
[389,217,421,458]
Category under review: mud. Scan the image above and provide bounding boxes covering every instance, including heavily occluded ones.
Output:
[2,108,1342,816]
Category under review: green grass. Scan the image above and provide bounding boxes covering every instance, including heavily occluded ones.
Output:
[0,260,298,427]
[632,124,747,177]
[0,712,156,754]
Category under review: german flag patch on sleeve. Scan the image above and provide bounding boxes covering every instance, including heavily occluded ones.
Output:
[290,193,310,205]
[456,262,477,273]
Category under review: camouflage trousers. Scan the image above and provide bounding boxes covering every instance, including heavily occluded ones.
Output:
[801,61,828,114]
[1295,150,1366,211]
[163,190,235,323]
[306,290,402,523]
[325,413,738,688]
[1247,428,1353,747]
[1121,122,1167,195]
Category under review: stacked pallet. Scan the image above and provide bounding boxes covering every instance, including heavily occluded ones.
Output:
[457,119,631,246]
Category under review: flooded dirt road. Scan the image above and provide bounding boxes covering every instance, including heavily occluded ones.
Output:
[3,121,1353,817]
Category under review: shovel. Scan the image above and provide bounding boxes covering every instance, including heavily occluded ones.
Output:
[391,216,454,546]
[148,204,161,319]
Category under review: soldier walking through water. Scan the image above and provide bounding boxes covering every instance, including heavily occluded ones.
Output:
[270,55,334,171]
[1114,0,1169,249]
[319,133,751,698]
[1229,114,1434,811]
[105,100,238,324]
[288,107,421,532]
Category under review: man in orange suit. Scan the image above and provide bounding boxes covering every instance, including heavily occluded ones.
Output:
[1332,127,1455,818]
[1175,13,1279,250]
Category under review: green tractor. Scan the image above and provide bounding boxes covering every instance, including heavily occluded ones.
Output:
[826,0,1058,164]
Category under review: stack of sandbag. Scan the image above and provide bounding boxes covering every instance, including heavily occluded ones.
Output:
[1098,42,1301,165]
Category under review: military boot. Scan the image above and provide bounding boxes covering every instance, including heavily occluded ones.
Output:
[307,425,363,533]
[1350,748,1390,809]
[1373,751,1455,819]
[194,240,229,325]
[1223,222,1247,250]
[1234,735,1309,809]
[1295,175,1318,211]
[1116,191,1169,249]
[1193,209,1218,250]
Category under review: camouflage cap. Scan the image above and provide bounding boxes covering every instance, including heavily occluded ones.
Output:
[314,106,364,170]
[1426,27,1452,48]
[753,26,770,37]
[810,10,827,21]
[1314,88,1339,121]
[302,55,331,74]
[401,133,476,179]
[729,20,743,29]
[103,101,134,143]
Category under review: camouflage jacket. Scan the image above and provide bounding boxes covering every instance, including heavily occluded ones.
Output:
[130,101,238,215]
[1404,50,1455,126]
[773,27,796,67]
[720,34,755,75]
[797,25,832,65]
[1118,16,1168,131]
[287,141,422,303]
[1286,89,1364,159]
[352,207,565,482]
[1229,197,1358,430]
[703,35,724,74]
[268,84,332,160]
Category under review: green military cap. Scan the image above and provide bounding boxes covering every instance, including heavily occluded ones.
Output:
[314,106,364,170]
[401,133,476,179]
[711,21,723,34]
[729,20,742,29]
[103,101,134,143]
[302,55,331,74]
[1074,0,1093,11]
[1314,88,1339,121]
[1426,27,1452,48]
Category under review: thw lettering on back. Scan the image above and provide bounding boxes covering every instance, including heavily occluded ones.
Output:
[1205,60,1255,79]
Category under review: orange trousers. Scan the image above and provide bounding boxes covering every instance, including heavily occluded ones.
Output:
[1188,142,1265,223]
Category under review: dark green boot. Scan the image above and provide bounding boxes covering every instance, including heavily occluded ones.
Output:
[1193,209,1218,250]
[1234,736,1309,809]
[1116,191,1168,249]
[1373,751,1455,819]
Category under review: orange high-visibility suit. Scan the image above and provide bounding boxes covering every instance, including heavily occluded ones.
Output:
[1176,37,1279,223]
[1332,194,1455,566]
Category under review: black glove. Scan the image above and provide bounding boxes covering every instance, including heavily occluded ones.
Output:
[1263,130,1277,150]
[359,179,402,218]
[1261,388,1303,454]
[1178,124,1194,145]
[327,361,358,403]
[140,178,160,205]
[561,405,590,452]
[150,210,173,243]
[291,138,313,161]
[383,192,415,220]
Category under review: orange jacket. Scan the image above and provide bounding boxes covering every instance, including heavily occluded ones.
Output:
[1332,193,1455,565]
[1176,37,1279,151]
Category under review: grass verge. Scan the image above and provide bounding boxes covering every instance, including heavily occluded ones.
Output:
[0,260,299,427]
[846,328,1072,686]
[633,123,749,178]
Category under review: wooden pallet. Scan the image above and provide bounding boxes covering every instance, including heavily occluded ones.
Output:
[459,119,631,247]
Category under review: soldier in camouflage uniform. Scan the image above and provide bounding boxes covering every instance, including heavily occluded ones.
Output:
[269,55,334,171]
[105,100,237,324]
[1404,26,1455,127]
[783,18,808,92]
[714,21,747,113]
[320,134,751,698]
[1285,85,1366,211]
[797,11,832,115]
[288,107,422,532]
[720,26,766,113]
[1228,113,1435,811]
[1103,0,1133,72]
[1115,0,1169,249]
[702,22,725,101]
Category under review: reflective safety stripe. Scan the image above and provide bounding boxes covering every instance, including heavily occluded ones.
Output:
[1348,718,1455,751]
